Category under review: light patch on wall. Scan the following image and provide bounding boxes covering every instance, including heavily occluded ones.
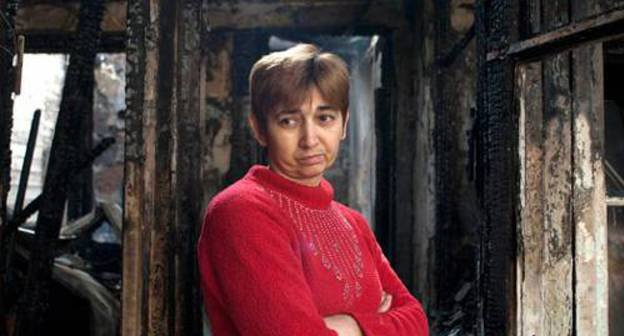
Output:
[574,112,594,190]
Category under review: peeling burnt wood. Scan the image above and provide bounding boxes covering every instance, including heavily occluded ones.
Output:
[571,39,608,336]
[202,0,405,31]
[572,1,609,333]
[124,0,204,335]
[571,43,608,336]
[489,8,624,62]
[516,60,545,336]
[13,0,105,335]
[475,0,517,334]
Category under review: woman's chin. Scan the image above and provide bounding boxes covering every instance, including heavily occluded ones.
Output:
[294,164,327,182]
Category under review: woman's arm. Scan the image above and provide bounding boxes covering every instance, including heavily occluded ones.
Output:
[198,198,338,336]
[346,209,430,336]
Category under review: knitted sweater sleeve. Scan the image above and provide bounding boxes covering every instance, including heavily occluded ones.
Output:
[347,210,430,336]
[198,196,338,336]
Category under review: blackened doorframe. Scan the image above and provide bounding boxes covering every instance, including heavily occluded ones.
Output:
[475,0,517,334]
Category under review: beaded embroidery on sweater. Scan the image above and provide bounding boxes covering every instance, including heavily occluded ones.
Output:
[262,186,364,306]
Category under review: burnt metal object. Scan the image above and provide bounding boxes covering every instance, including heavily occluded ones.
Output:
[475,0,517,335]
[13,0,105,334]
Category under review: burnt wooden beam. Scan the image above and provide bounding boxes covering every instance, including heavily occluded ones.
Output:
[489,7,624,62]
[13,0,105,334]
[0,1,20,335]
[475,0,517,334]
[570,2,609,335]
[22,31,125,53]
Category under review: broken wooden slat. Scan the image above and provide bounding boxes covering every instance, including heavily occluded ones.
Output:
[571,43,608,335]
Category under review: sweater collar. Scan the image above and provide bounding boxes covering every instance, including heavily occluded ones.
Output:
[246,165,334,209]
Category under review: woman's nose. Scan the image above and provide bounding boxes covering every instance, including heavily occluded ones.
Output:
[300,122,320,148]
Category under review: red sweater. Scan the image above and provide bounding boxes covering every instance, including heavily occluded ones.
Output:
[197,165,429,335]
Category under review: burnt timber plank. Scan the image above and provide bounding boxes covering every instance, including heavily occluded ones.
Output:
[0,3,19,334]
[173,0,203,335]
[121,0,146,334]
[516,60,545,336]
[571,43,608,335]
[541,6,574,335]
[542,51,575,336]
[475,0,517,334]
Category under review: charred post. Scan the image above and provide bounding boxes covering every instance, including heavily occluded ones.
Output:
[475,0,518,334]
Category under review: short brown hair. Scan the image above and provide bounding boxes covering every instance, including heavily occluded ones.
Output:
[249,44,349,130]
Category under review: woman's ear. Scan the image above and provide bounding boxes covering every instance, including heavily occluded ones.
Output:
[341,111,350,140]
[248,113,267,146]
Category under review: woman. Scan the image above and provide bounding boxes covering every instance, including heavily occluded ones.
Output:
[197,44,428,336]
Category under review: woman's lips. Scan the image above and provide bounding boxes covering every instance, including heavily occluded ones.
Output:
[298,154,324,166]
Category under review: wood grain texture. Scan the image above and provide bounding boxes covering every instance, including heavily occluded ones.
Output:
[571,43,608,336]
[517,60,545,336]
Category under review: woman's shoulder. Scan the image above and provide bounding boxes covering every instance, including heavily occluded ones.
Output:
[206,177,274,217]
[204,178,280,234]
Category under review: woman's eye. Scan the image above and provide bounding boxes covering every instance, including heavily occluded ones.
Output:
[278,118,297,127]
[318,114,336,124]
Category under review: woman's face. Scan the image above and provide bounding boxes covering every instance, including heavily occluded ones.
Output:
[250,87,348,186]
